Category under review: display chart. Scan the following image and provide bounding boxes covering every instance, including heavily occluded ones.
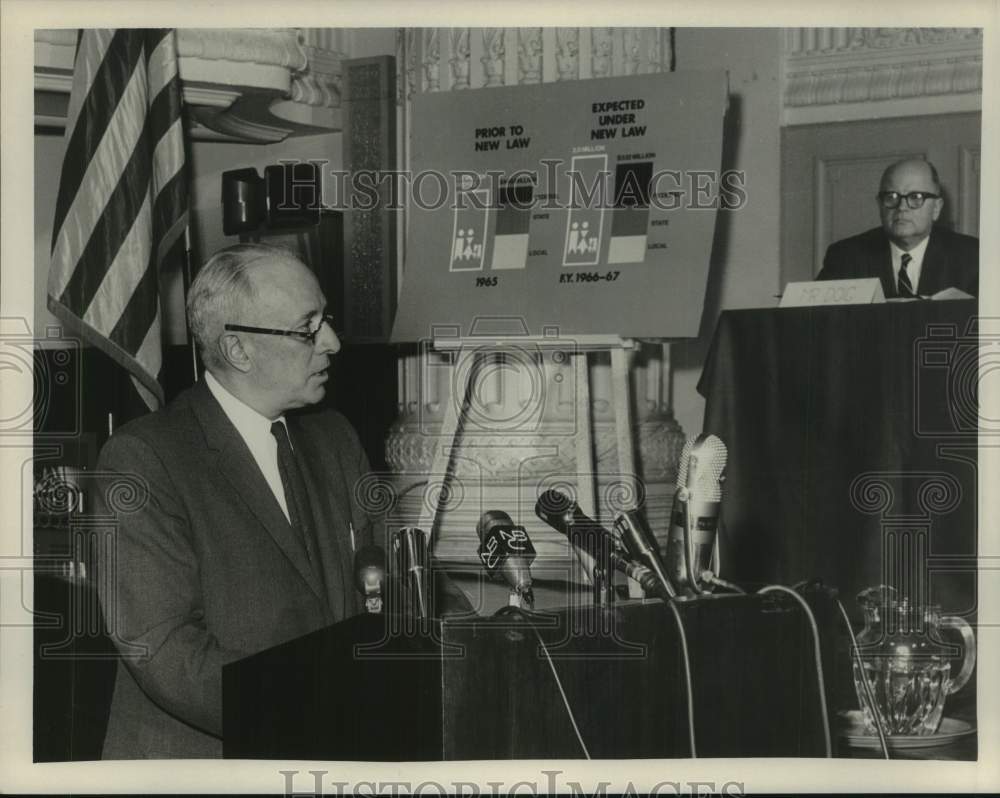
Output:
[392,70,729,341]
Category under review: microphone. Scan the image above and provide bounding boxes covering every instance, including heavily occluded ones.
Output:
[354,545,386,614]
[666,434,728,595]
[476,510,536,610]
[392,527,430,619]
[534,490,665,603]
[613,510,677,599]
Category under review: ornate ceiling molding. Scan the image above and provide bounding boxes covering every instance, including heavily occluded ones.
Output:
[398,27,673,98]
[34,28,345,143]
[782,27,982,125]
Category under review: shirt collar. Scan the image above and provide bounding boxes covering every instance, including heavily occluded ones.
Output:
[889,233,930,265]
[204,370,287,441]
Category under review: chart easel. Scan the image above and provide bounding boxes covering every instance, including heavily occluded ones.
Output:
[417,334,641,588]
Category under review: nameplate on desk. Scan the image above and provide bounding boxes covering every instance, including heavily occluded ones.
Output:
[779,279,885,308]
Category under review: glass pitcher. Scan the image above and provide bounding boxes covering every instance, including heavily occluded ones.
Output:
[852,585,976,736]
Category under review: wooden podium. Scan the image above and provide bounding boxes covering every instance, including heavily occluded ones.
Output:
[223,592,838,760]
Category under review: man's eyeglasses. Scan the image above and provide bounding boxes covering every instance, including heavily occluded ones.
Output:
[877,191,940,210]
[224,313,337,346]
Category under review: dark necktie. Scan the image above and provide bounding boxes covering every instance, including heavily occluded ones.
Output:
[898,253,915,297]
[271,421,328,598]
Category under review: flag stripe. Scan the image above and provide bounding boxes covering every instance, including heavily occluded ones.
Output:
[150,105,185,196]
[137,317,163,378]
[52,30,143,246]
[132,311,165,400]
[49,58,149,300]
[145,29,175,101]
[108,255,160,358]
[63,29,114,152]
[109,245,159,357]
[153,167,188,264]
[58,104,153,315]
[83,194,152,335]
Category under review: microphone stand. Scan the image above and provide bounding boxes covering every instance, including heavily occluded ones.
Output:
[682,495,706,595]
[508,586,535,611]
[588,529,615,608]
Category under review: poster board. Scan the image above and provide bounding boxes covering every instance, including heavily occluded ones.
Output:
[392,70,730,341]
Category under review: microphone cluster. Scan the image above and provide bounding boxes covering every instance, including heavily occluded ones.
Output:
[471,433,728,605]
[352,434,729,614]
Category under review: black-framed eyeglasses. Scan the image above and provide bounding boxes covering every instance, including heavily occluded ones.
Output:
[224,313,337,346]
[877,191,940,210]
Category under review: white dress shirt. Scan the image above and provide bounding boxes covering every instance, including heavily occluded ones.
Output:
[204,370,291,522]
[890,235,930,296]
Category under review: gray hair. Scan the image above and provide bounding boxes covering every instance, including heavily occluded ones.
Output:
[186,243,300,372]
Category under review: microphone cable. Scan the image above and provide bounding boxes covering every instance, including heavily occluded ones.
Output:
[492,605,591,760]
[758,584,832,757]
[567,536,595,588]
[835,596,890,759]
[711,529,722,583]
[665,599,698,758]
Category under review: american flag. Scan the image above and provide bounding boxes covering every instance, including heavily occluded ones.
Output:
[48,29,188,410]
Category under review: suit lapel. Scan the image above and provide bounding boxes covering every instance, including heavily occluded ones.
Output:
[289,415,353,620]
[916,230,944,296]
[871,231,897,298]
[189,381,328,607]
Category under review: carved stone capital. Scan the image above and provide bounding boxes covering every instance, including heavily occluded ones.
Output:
[34,27,345,142]
[290,43,344,109]
[385,413,685,484]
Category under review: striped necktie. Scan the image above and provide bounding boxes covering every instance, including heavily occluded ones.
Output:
[898,252,915,298]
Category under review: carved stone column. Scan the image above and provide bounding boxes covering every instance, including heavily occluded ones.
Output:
[389,28,680,569]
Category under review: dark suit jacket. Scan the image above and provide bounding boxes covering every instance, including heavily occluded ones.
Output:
[817,226,979,298]
[94,380,376,758]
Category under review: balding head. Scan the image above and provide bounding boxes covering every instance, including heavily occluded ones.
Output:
[879,159,941,195]
[186,242,340,418]
[187,243,292,372]
[877,159,944,251]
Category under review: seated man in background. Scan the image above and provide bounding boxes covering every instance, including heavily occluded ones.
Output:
[817,158,978,298]
[96,243,377,758]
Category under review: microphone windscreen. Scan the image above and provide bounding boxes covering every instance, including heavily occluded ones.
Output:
[534,489,576,532]
[690,434,727,501]
[476,510,514,542]
[677,437,694,490]
[353,544,386,593]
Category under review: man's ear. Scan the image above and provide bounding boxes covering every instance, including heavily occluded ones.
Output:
[931,196,944,223]
[219,333,252,373]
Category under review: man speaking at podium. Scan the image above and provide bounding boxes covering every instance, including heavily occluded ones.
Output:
[817,158,979,298]
[95,244,376,758]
